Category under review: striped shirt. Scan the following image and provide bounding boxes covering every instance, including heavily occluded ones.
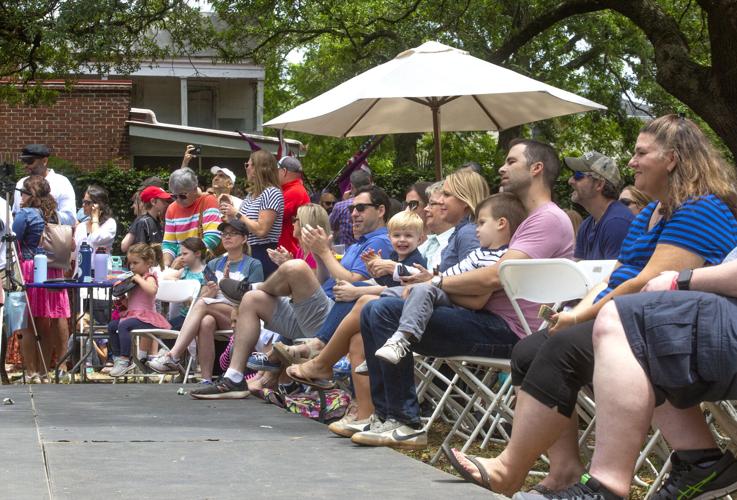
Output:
[162,194,221,259]
[442,245,508,277]
[596,195,737,302]
[239,186,284,246]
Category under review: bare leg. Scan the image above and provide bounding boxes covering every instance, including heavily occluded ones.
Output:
[349,331,374,419]
[588,302,655,496]
[195,304,234,381]
[653,404,716,450]
[19,328,39,374]
[229,290,277,373]
[290,295,378,380]
[259,259,320,301]
[51,317,69,368]
[35,317,53,376]
[537,414,585,491]
[168,299,223,360]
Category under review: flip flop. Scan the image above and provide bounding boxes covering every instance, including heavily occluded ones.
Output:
[285,364,335,390]
[441,444,492,490]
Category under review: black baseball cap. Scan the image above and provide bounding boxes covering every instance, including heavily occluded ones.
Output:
[218,219,249,235]
[20,144,50,160]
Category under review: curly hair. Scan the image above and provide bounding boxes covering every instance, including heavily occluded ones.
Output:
[22,175,57,222]
[642,114,737,219]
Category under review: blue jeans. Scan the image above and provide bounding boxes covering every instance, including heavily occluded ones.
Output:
[360,297,519,425]
[314,281,373,344]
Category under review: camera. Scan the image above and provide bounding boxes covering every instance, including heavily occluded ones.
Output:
[193,145,202,156]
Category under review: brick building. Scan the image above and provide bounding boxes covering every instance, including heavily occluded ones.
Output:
[0,80,132,169]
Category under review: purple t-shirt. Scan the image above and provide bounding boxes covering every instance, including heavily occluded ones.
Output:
[484,201,575,339]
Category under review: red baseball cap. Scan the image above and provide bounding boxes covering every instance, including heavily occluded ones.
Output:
[140,186,173,203]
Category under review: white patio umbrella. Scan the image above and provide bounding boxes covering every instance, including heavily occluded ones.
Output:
[265,41,607,180]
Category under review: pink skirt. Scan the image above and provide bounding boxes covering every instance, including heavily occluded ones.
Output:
[21,259,71,318]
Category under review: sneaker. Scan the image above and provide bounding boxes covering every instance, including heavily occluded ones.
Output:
[328,410,377,438]
[219,277,253,305]
[147,353,182,374]
[246,352,282,373]
[651,449,737,500]
[332,356,351,377]
[354,360,368,374]
[351,418,427,450]
[189,377,250,400]
[512,474,622,499]
[375,336,412,364]
[109,358,134,377]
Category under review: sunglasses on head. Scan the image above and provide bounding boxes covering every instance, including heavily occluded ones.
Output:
[348,203,378,213]
[571,171,590,181]
[15,187,31,196]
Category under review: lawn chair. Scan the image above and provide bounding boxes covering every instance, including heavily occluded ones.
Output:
[576,259,617,288]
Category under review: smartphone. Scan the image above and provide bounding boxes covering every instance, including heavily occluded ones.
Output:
[203,266,218,283]
[397,264,412,277]
[192,145,202,156]
[538,304,557,322]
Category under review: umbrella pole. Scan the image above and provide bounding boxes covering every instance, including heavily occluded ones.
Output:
[431,103,442,180]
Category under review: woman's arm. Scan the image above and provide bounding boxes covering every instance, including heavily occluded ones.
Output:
[244,209,277,238]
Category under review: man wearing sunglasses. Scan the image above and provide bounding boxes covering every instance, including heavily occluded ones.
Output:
[190,185,394,399]
[12,144,76,226]
[565,151,634,260]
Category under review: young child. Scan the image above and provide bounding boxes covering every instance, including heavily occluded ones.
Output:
[160,237,209,330]
[374,192,526,364]
[108,243,171,377]
[120,186,172,252]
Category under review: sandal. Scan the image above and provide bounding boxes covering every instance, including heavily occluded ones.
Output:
[285,364,335,390]
[272,341,320,368]
[441,444,492,490]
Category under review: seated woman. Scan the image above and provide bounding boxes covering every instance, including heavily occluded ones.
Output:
[448,115,737,496]
[148,219,263,383]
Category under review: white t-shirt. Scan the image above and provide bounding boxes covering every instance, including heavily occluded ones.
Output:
[73,218,117,273]
[14,170,76,225]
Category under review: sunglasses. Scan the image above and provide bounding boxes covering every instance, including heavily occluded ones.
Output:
[619,198,634,207]
[348,203,378,213]
[15,187,31,196]
[404,200,420,211]
[82,199,93,206]
[322,201,335,207]
[571,171,591,181]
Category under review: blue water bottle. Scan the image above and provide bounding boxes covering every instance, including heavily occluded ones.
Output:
[33,248,48,283]
[79,241,93,283]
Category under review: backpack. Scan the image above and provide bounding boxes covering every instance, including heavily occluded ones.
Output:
[41,214,74,270]
[262,387,352,423]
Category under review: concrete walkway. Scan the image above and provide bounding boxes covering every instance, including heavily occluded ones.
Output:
[1,384,502,499]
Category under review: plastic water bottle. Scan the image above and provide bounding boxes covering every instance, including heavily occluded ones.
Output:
[78,241,93,282]
[33,248,48,283]
[93,247,109,282]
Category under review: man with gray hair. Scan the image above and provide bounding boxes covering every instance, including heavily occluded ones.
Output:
[330,169,372,245]
[565,151,634,260]
[162,167,221,267]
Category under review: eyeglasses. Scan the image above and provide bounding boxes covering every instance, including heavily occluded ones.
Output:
[619,198,634,207]
[221,231,242,238]
[15,187,31,196]
[404,200,420,211]
[175,193,189,200]
[82,200,93,206]
[428,201,442,207]
[348,203,378,213]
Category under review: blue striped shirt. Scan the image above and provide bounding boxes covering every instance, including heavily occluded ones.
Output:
[596,195,737,302]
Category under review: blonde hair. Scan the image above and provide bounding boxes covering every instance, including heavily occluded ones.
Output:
[297,203,331,236]
[641,114,737,219]
[443,170,490,221]
[387,210,424,235]
[128,243,165,271]
[621,185,653,212]
[248,150,281,197]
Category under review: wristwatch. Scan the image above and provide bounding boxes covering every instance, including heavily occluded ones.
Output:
[676,268,693,290]
[431,275,443,289]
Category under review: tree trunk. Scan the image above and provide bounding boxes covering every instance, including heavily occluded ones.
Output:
[393,133,420,168]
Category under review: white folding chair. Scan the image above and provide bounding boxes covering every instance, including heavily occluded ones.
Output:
[430,259,590,463]
[126,280,201,383]
[576,259,617,289]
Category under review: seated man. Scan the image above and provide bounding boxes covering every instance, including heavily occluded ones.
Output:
[189,185,394,399]
[514,254,737,500]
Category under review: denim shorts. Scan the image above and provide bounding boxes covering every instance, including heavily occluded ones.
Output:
[614,291,737,408]
[264,287,334,340]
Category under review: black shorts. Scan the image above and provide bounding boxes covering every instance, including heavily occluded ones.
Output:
[614,291,737,409]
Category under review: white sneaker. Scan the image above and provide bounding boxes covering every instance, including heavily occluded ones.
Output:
[328,412,377,438]
[375,336,412,364]
[147,353,182,374]
[109,358,133,377]
[351,418,427,450]
[354,360,368,374]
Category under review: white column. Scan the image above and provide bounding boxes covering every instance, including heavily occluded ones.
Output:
[180,78,188,126]
[255,79,264,132]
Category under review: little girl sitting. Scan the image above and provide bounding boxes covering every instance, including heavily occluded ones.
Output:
[160,237,209,330]
[108,243,171,377]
